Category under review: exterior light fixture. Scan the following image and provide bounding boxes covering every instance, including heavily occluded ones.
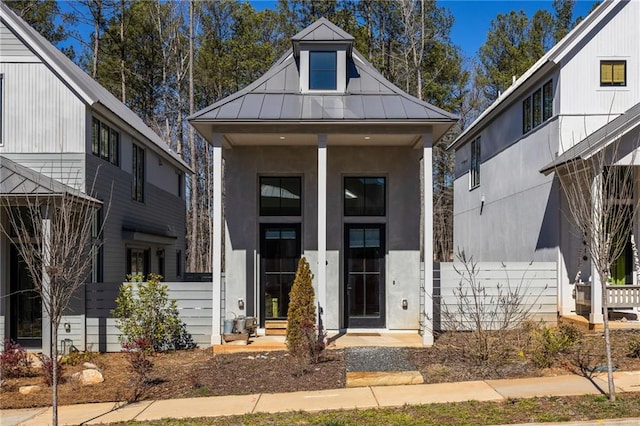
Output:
[279,136,286,140]
[364,136,371,140]
[402,299,408,310]
[64,322,71,333]
[238,298,245,310]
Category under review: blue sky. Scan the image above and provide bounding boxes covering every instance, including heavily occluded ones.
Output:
[250,0,596,60]
[59,0,597,62]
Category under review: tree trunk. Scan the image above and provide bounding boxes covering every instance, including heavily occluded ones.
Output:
[600,279,616,401]
[120,0,126,103]
[188,0,198,272]
[52,318,59,426]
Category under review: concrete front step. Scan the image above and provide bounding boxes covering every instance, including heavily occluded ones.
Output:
[346,371,424,387]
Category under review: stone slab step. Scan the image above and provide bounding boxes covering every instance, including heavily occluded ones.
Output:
[346,371,424,387]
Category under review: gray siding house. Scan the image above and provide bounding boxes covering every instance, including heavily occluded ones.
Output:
[450,0,640,326]
[0,3,191,352]
[189,18,458,345]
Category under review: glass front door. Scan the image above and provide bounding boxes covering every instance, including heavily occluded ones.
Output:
[345,224,385,328]
[10,244,42,348]
[260,224,301,324]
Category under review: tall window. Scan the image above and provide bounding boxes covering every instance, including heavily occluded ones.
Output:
[344,177,386,216]
[470,137,481,189]
[309,51,337,90]
[176,250,182,277]
[132,143,145,202]
[0,74,4,146]
[91,117,119,166]
[542,80,553,121]
[523,79,553,134]
[601,60,626,86]
[260,177,301,216]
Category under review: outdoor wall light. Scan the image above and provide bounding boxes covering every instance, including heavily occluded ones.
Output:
[238,298,245,310]
[402,299,408,310]
[64,322,71,333]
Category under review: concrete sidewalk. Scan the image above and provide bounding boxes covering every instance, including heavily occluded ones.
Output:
[2,371,639,425]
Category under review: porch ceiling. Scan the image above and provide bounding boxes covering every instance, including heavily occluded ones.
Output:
[225,133,419,146]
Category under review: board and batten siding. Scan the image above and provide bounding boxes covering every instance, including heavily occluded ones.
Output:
[434,262,558,331]
[0,19,39,61]
[85,281,213,352]
[558,0,640,149]
[0,63,86,152]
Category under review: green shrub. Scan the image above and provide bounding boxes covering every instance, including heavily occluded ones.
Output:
[531,323,583,368]
[112,274,195,351]
[628,338,640,358]
[286,257,325,367]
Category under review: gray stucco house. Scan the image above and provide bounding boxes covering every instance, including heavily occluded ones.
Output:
[189,18,458,345]
[450,0,640,326]
[0,3,191,352]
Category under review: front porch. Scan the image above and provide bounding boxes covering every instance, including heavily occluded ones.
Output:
[567,283,640,330]
[213,331,424,354]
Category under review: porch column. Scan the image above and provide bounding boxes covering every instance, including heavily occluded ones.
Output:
[422,132,434,346]
[317,134,327,324]
[211,133,223,344]
[41,214,52,356]
[590,173,604,324]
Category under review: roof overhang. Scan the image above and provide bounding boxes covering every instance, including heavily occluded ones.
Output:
[189,120,456,148]
[122,228,177,245]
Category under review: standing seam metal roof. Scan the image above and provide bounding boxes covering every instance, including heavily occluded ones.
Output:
[188,18,457,125]
[1,156,102,203]
[0,3,191,174]
[540,101,640,174]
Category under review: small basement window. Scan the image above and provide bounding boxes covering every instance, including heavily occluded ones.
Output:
[309,51,337,90]
[601,60,626,86]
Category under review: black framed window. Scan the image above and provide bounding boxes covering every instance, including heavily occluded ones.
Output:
[91,209,103,283]
[309,51,337,90]
[543,80,553,121]
[601,60,626,86]
[132,143,145,202]
[344,177,386,216]
[92,117,119,166]
[260,177,301,216]
[523,79,553,134]
[127,248,150,277]
[176,250,182,277]
[470,137,481,189]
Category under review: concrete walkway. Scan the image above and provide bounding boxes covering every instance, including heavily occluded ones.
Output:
[2,370,639,425]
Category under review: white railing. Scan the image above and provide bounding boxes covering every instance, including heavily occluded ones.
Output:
[607,285,640,307]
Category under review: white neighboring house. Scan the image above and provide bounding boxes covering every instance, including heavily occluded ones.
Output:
[449,0,640,326]
[0,3,191,352]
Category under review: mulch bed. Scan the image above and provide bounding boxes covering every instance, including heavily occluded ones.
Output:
[2,329,640,410]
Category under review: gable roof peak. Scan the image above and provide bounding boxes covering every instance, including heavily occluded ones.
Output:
[291,17,354,56]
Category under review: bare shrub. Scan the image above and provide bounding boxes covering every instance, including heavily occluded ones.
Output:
[437,250,547,364]
[0,339,32,379]
[122,338,154,402]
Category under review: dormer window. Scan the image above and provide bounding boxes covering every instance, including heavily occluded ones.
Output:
[309,51,337,90]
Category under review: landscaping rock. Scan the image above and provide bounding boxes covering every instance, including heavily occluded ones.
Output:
[83,362,100,371]
[72,369,104,385]
[19,385,41,395]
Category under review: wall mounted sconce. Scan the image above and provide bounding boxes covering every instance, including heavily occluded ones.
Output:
[238,298,245,310]
[64,322,71,333]
[480,195,485,215]
[156,249,165,259]
[402,299,408,310]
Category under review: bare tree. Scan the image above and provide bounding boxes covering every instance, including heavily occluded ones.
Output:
[553,132,640,401]
[0,175,109,426]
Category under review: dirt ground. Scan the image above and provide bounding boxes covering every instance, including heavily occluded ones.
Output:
[2,329,640,410]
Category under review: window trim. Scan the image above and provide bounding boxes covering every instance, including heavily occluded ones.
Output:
[309,51,338,91]
[343,176,387,217]
[259,176,302,217]
[132,143,145,203]
[470,137,481,190]
[91,116,120,166]
[600,60,626,87]
[522,79,553,134]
